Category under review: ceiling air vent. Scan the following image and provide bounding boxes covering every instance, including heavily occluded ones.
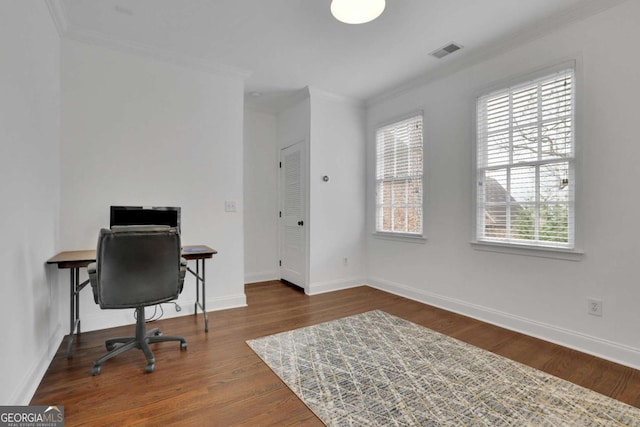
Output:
[430,42,463,59]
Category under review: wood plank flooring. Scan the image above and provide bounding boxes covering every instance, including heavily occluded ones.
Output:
[32,281,640,426]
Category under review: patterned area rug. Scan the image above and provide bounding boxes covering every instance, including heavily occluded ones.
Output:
[247,310,640,426]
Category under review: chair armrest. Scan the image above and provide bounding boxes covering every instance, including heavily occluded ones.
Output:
[88,262,99,304]
[178,257,188,293]
[180,257,188,277]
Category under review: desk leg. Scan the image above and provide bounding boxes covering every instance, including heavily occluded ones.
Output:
[66,268,90,359]
[189,259,209,333]
[75,268,81,335]
[201,260,208,332]
[67,268,79,358]
[194,261,199,317]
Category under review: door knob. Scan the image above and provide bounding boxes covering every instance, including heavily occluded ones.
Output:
[298,220,304,226]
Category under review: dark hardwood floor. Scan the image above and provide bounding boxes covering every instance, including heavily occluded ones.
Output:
[32,281,640,426]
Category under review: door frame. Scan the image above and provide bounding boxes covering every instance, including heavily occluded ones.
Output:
[278,139,309,292]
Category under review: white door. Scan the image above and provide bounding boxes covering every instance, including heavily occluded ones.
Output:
[279,142,306,288]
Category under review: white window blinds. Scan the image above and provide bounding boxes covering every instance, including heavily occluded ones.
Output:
[476,68,575,248]
[375,115,423,235]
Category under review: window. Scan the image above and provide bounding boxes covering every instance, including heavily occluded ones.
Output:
[375,114,423,236]
[475,67,575,249]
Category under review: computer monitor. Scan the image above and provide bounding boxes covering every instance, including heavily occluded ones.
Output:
[109,206,181,234]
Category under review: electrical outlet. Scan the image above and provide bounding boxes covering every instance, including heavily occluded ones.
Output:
[588,298,603,317]
[224,200,237,212]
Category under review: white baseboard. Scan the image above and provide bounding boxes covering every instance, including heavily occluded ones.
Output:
[244,271,278,284]
[368,277,640,371]
[307,277,367,296]
[206,293,247,311]
[13,322,64,405]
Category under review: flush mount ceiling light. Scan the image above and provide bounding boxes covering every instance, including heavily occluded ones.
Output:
[331,0,386,24]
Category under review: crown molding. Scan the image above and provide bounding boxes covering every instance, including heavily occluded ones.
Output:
[307,86,365,109]
[244,87,309,114]
[366,0,631,107]
[63,28,251,80]
[45,0,68,36]
[245,85,365,115]
[46,0,250,80]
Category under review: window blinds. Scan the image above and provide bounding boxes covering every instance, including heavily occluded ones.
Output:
[476,68,575,248]
[375,115,423,235]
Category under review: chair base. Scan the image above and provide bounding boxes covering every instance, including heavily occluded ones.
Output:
[92,306,187,375]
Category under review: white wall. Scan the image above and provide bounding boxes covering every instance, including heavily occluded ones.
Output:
[61,39,246,332]
[243,109,279,283]
[0,2,62,404]
[270,90,367,294]
[308,90,367,294]
[366,1,640,368]
[277,94,311,152]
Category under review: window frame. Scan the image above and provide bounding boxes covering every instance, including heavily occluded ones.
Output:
[472,60,583,259]
[373,111,426,242]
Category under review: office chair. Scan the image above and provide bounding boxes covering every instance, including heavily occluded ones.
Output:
[88,225,187,375]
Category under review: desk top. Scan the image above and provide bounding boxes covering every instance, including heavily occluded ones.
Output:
[181,245,218,260]
[47,245,217,269]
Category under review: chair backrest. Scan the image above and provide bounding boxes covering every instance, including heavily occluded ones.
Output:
[95,225,182,309]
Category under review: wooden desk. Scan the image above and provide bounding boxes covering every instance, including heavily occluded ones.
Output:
[47,245,217,358]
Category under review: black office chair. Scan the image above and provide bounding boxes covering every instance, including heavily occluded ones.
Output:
[88,225,187,375]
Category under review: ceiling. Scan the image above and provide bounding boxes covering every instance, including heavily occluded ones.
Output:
[54,0,617,110]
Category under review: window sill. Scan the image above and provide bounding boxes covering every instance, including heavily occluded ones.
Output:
[470,240,584,261]
[373,232,426,244]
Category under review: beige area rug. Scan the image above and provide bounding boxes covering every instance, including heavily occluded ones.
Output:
[246,310,640,426]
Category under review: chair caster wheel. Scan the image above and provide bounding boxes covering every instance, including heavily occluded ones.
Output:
[180,341,187,350]
[92,365,102,376]
[106,343,115,351]
[154,330,163,336]
[145,363,155,373]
